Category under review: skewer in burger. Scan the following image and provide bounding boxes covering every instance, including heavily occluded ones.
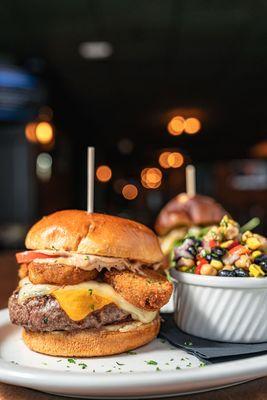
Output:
[9,210,173,357]
[155,193,227,264]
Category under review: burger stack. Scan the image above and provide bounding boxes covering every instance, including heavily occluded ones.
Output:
[9,210,173,357]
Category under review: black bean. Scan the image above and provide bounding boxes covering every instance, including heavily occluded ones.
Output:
[254,255,267,265]
[188,246,197,256]
[259,261,267,273]
[218,270,236,277]
[211,246,226,258]
[205,254,212,262]
[234,268,249,277]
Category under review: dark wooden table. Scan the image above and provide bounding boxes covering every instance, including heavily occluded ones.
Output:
[0,251,266,400]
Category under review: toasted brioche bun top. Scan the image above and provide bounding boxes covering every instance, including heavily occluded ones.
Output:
[26,210,163,264]
[155,193,227,236]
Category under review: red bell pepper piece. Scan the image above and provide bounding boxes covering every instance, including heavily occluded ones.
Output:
[227,240,239,250]
[195,264,202,274]
[229,244,249,255]
[209,240,217,248]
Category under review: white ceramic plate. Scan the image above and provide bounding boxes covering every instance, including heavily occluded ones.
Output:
[0,309,267,398]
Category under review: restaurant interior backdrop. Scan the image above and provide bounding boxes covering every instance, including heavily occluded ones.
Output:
[0,0,267,249]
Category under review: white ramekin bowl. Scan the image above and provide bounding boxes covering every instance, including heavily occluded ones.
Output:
[171,269,267,343]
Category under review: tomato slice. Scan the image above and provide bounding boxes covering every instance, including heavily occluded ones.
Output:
[15,251,55,264]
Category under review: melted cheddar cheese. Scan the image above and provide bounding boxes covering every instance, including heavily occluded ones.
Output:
[18,278,157,324]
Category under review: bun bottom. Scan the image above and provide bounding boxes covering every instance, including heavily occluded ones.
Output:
[22,316,160,357]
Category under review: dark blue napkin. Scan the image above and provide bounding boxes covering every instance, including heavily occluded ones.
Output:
[159,314,267,361]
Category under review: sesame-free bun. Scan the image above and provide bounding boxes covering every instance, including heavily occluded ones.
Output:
[26,210,163,264]
[22,317,160,357]
[155,193,227,236]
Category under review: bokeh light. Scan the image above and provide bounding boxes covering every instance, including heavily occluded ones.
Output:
[167,152,184,168]
[141,167,162,189]
[122,184,138,200]
[159,151,171,168]
[167,116,185,136]
[36,122,54,144]
[36,153,52,182]
[184,117,201,134]
[96,165,112,182]
[25,122,37,143]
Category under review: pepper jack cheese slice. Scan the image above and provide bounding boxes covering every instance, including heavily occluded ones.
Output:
[18,277,157,324]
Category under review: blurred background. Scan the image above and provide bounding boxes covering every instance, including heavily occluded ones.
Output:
[1,0,267,249]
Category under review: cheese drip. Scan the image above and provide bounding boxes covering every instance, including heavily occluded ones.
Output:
[18,278,157,324]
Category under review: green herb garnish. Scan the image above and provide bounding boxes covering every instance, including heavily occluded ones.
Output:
[116,361,125,366]
[126,350,137,355]
[184,340,193,346]
[43,317,48,324]
[145,360,158,365]
[176,366,181,370]
[78,363,87,369]
[88,288,93,295]
[156,367,161,371]
[67,358,76,364]
[90,304,95,310]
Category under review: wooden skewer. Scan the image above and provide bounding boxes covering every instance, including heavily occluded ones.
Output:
[87,147,95,213]
[186,164,196,197]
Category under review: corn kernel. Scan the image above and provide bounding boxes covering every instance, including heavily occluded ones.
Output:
[252,250,262,259]
[221,240,234,248]
[247,237,261,250]
[249,264,265,277]
[210,259,223,269]
[178,265,191,272]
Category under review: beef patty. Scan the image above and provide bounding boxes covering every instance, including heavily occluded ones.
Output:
[8,292,131,332]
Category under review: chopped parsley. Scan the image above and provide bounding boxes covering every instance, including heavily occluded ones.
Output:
[145,360,158,365]
[84,256,90,260]
[78,363,87,370]
[90,304,95,310]
[176,366,181,370]
[43,317,48,324]
[106,370,112,373]
[184,340,193,346]
[67,358,76,364]
[88,288,93,296]
[159,339,166,344]
[51,245,58,251]
[126,350,137,355]
[186,363,192,367]
[116,361,125,366]
[156,367,161,372]
[199,362,206,368]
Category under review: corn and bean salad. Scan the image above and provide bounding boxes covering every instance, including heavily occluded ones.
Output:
[172,215,267,277]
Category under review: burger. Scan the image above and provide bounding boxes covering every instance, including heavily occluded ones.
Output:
[8,210,172,357]
[155,193,227,262]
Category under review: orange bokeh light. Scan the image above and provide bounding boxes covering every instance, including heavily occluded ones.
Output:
[159,151,171,168]
[184,118,201,134]
[167,116,185,136]
[25,122,38,143]
[141,167,162,189]
[167,152,184,168]
[36,122,54,144]
[122,184,138,200]
[96,165,112,182]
